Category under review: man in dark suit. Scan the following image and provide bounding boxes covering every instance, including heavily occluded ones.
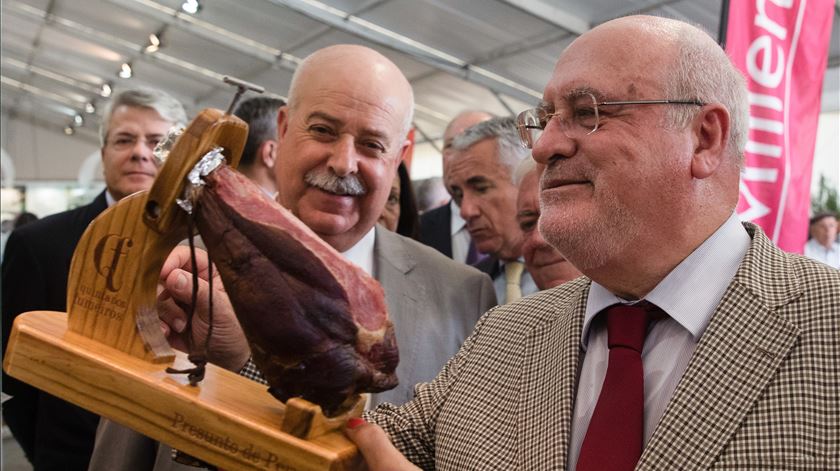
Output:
[348,15,840,470]
[419,111,493,267]
[232,95,286,197]
[1,87,186,470]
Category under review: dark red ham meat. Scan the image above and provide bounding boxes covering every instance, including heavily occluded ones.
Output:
[194,165,398,416]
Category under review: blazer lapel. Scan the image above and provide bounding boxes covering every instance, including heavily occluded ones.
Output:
[638,226,802,470]
[372,227,422,382]
[517,284,588,470]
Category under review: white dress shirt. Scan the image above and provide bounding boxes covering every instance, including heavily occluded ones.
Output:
[340,226,376,277]
[803,238,840,269]
[567,213,751,470]
[449,201,471,264]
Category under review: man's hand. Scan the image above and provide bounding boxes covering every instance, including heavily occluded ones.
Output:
[158,245,250,371]
[344,418,420,471]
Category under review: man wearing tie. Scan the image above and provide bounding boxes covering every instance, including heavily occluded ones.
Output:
[419,111,494,268]
[347,15,839,470]
[446,116,537,304]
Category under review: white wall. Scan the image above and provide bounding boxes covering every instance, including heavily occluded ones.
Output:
[0,113,100,182]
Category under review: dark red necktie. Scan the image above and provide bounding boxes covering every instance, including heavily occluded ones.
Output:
[576,302,658,471]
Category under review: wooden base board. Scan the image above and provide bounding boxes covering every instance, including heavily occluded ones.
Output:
[3,311,363,471]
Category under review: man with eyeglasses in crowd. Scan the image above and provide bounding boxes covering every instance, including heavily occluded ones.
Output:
[346,15,840,470]
[2,87,186,470]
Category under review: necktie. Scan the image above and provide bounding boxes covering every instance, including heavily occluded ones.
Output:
[504,261,524,303]
[465,239,481,265]
[576,302,659,471]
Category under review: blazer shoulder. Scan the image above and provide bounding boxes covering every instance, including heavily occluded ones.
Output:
[480,276,590,334]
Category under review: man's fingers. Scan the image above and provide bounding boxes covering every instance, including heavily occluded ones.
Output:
[345,419,420,471]
[161,245,210,282]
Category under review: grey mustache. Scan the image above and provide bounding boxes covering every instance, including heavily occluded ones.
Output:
[304,169,367,196]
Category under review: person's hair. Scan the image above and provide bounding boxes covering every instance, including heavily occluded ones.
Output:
[662,22,748,166]
[99,88,187,146]
[810,212,838,226]
[513,157,537,187]
[395,162,420,240]
[233,96,286,167]
[13,211,38,229]
[450,116,530,180]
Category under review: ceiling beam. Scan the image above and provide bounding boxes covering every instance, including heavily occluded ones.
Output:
[496,0,589,35]
[262,0,542,104]
[106,0,301,71]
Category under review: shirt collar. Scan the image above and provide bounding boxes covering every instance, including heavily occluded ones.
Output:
[105,190,118,207]
[450,200,466,236]
[581,213,751,350]
[341,226,376,276]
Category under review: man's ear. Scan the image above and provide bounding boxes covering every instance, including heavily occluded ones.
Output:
[396,139,412,170]
[690,103,730,179]
[276,105,289,139]
[260,140,278,169]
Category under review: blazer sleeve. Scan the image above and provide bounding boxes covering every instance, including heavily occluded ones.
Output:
[2,229,48,396]
[364,305,500,470]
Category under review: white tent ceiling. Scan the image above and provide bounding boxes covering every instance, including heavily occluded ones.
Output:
[2,0,839,180]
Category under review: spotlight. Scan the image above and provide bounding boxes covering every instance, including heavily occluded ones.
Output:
[100,82,112,98]
[119,62,133,79]
[64,125,75,136]
[85,102,96,114]
[145,33,161,53]
[180,0,201,14]
[74,114,84,126]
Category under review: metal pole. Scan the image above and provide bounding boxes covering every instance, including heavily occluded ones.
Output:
[718,0,731,48]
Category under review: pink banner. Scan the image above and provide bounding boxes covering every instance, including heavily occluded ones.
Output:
[727,0,834,253]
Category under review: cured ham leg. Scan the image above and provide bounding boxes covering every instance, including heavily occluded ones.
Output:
[193,165,398,416]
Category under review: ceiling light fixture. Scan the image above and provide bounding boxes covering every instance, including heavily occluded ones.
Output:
[100,82,113,97]
[145,32,161,53]
[85,102,96,114]
[73,114,84,126]
[180,0,201,15]
[119,62,133,79]
[64,125,75,136]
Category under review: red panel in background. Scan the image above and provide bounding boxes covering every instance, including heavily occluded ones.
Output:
[727,0,835,253]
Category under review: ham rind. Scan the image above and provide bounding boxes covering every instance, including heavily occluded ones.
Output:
[193,165,398,416]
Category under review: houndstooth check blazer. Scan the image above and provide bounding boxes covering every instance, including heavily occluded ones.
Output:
[367,223,840,470]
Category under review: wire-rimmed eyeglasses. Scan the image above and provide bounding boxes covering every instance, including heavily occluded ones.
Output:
[515,92,705,149]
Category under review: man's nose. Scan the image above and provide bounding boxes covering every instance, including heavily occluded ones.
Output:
[131,139,153,162]
[531,122,576,165]
[328,136,359,177]
[459,193,480,221]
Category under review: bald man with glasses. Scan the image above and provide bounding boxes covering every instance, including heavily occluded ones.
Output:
[347,15,840,471]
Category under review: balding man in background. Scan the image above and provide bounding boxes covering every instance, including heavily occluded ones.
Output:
[419,111,494,268]
[514,158,582,290]
[2,87,186,470]
[88,44,495,471]
[232,95,286,197]
[348,15,839,470]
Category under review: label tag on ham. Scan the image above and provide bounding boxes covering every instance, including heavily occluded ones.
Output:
[190,165,398,416]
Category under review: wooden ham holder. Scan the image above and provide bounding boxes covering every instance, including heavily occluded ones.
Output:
[3,98,366,470]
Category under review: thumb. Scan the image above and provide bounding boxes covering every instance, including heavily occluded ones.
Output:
[165,268,213,323]
[345,418,420,471]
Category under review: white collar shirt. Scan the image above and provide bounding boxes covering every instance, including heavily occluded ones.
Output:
[449,201,471,264]
[567,213,751,470]
[803,238,840,269]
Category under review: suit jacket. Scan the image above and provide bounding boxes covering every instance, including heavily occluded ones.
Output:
[2,191,107,471]
[370,223,840,470]
[418,202,452,258]
[87,226,497,471]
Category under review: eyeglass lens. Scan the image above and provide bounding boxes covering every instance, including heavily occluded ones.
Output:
[516,93,599,149]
